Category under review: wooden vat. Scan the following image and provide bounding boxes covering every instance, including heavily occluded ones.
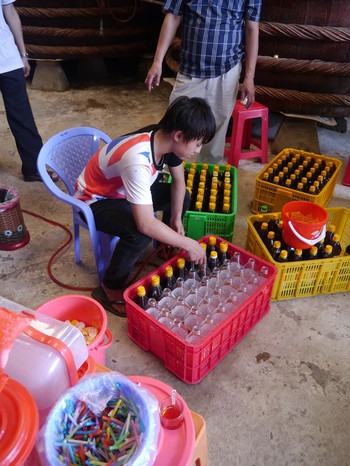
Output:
[16,0,163,60]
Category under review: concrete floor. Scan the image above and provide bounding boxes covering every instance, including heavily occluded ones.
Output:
[1,70,350,466]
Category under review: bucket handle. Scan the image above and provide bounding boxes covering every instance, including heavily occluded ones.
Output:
[288,221,326,246]
[93,328,113,351]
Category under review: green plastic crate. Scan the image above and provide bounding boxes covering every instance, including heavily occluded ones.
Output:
[182,163,238,241]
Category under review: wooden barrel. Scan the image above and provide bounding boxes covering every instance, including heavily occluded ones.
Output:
[16,0,163,60]
[256,0,350,117]
[165,1,350,117]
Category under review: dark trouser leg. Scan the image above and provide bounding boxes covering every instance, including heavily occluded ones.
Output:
[0,69,42,176]
[151,177,190,226]
[90,199,152,290]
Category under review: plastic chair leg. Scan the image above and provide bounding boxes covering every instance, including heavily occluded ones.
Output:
[190,410,208,466]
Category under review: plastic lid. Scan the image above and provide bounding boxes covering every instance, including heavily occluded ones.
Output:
[0,376,39,464]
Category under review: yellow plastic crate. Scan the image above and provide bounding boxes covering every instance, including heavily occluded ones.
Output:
[251,148,342,213]
[245,207,350,300]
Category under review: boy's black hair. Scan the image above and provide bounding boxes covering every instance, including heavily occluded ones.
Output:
[158,96,216,144]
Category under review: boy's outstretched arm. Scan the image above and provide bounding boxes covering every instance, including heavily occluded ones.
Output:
[131,203,206,265]
[145,13,182,92]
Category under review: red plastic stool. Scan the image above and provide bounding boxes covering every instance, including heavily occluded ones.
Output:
[225,101,269,167]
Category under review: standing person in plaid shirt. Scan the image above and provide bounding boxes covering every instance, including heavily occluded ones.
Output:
[145,0,262,164]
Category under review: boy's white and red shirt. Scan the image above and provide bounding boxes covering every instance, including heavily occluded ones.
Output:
[75,132,160,206]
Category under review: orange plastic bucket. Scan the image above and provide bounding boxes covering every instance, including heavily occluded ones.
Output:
[0,376,39,465]
[281,201,328,249]
[37,295,113,365]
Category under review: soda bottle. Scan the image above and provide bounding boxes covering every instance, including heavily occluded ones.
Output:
[316,239,325,259]
[275,220,283,241]
[320,244,333,259]
[267,212,279,233]
[270,240,281,261]
[277,250,289,263]
[307,246,318,261]
[253,214,264,232]
[206,236,217,258]
[325,224,336,245]
[208,250,220,272]
[218,241,230,265]
[162,265,177,290]
[292,248,303,261]
[330,234,342,256]
[135,285,148,309]
[258,222,269,242]
[264,231,276,253]
[174,257,188,279]
[148,274,163,300]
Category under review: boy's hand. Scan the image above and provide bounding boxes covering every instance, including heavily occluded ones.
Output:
[186,239,207,266]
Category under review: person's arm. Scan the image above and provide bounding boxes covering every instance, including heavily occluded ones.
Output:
[240,19,259,108]
[131,203,206,264]
[145,12,182,91]
[3,3,30,77]
[168,163,186,236]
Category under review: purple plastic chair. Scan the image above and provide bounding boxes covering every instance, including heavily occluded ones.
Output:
[37,127,118,283]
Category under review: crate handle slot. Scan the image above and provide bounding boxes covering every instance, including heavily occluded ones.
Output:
[288,222,326,246]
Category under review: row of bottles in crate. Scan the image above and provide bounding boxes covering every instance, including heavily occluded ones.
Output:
[261,151,337,194]
[134,237,270,343]
[254,213,343,262]
[184,162,233,214]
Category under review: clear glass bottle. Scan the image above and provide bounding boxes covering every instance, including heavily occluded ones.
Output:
[145,298,160,318]
[171,318,189,340]
[171,296,190,321]
[158,287,177,311]
[224,291,239,314]
[199,316,217,338]
[211,305,229,325]
[172,277,187,299]
[197,295,215,319]
[186,325,202,344]
[157,308,174,329]
[184,263,201,290]
[184,306,204,331]
[184,286,201,308]
[242,257,256,280]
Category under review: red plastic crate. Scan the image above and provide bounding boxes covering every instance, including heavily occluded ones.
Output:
[124,236,277,384]
[342,156,350,186]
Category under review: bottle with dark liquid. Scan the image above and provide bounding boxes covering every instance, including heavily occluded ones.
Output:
[135,285,149,309]
[330,234,342,256]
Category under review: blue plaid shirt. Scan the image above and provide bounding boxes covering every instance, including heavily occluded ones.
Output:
[163,0,262,78]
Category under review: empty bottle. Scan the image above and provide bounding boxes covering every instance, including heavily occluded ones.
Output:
[158,288,177,311]
[184,263,201,290]
[171,296,190,321]
[171,318,189,340]
[157,308,174,329]
[184,306,204,331]
[172,277,187,299]
[199,316,217,338]
[186,325,202,344]
[211,305,229,325]
[145,298,160,319]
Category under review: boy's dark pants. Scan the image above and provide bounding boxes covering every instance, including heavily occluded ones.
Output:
[90,178,190,290]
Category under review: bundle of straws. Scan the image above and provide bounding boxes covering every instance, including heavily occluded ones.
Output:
[53,388,144,465]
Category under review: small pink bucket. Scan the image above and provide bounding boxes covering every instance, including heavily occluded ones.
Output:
[37,295,113,365]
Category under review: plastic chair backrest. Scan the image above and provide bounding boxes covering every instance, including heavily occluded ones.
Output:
[37,127,111,196]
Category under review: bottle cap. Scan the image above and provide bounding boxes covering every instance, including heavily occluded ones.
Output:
[209,250,218,259]
[261,222,268,230]
[273,241,281,248]
[151,275,160,286]
[325,245,333,253]
[137,285,146,296]
[208,236,217,245]
[260,205,268,213]
[177,258,185,268]
[165,265,174,277]
[280,250,288,259]
[267,231,275,239]
[332,234,340,242]
[219,242,228,252]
